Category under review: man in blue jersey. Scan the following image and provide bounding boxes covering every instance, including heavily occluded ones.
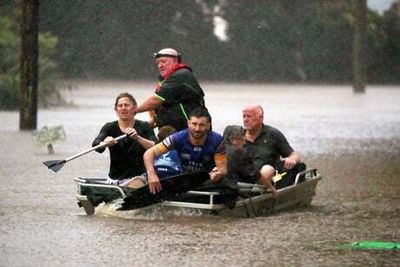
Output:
[143,108,227,194]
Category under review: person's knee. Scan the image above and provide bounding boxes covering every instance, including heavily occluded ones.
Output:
[260,165,275,180]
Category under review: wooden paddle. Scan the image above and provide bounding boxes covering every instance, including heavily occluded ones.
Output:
[43,133,128,172]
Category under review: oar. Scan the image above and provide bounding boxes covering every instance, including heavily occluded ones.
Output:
[43,134,128,172]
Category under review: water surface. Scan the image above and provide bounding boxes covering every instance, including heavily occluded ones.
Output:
[0,82,399,266]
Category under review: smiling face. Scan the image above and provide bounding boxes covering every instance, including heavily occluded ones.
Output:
[115,97,136,121]
[156,56,178,77]
[188,116,210,143]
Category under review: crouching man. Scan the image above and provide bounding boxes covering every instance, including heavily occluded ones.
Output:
[143,108,227,194]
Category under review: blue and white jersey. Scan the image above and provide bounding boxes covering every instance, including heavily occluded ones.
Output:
[161,129,226,173]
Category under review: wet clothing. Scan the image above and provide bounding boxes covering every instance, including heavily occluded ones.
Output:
[226,145,261,183]
[92,120,157,180]
[244,124,294,170]
[157,128,226,173]
[154,64,206,131]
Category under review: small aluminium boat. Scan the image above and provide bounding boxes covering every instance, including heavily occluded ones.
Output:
[74,168,322,218]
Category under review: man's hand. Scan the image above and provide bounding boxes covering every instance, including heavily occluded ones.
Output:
[148,173,162,194]
[209,167,223,182]
[282,157,297,170]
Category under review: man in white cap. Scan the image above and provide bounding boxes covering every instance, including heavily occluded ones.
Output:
[135,48,207,131]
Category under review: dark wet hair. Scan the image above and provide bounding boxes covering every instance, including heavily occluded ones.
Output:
[189,107,212,123]
[157,125,176,140]
[223,125,245,144]
[114,92,137,109]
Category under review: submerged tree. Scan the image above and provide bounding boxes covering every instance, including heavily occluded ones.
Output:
[19,0,39,130]
[352,0,367,92]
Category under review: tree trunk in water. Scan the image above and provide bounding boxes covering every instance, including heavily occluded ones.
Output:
[19,0,39,130]
[352,0,367,93]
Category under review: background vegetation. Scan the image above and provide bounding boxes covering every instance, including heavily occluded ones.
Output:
[1,0,399,110]
[0,4,59,110]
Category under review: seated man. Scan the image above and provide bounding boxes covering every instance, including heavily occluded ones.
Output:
[143,108,227,194]
[123,125,182,189]
[242,104,301,188]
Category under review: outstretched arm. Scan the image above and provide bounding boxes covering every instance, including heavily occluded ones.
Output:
[136,95,162,114]
[124,127,155,149]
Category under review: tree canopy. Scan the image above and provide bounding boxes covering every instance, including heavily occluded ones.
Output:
[2,0,400,85]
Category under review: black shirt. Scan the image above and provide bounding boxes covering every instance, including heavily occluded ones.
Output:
[227,145,262,183]
[92,120,157,179]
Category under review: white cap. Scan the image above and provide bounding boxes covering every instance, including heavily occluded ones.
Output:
[153,48,180,59]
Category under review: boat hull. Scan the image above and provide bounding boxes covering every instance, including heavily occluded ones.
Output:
[74,169,321,217]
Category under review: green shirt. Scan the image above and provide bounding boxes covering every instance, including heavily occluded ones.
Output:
[154,67,205,130]
[244,124,294,169]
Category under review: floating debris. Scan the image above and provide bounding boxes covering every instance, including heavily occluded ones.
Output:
[337,241,400,250]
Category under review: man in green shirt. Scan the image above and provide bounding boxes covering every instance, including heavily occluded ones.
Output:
[136,48,207,131]
[242,104,301,187]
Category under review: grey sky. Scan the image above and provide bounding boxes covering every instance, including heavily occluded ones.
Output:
[368,0,397,13]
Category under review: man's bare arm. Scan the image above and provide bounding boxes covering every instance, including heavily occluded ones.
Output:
[136,95,162,113]
[210,154,227,182]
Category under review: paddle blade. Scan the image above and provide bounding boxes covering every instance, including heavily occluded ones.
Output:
[43,160,66,172]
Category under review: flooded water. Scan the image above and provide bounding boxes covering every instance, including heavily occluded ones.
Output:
[1,81,399,266]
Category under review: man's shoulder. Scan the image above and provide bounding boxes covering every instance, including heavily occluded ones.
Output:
[262,124,288,143]
[208,130,223,140]
[170,67,193,79]
[262,124,282,135]
[171,128,189,141]
[207,131,225,151]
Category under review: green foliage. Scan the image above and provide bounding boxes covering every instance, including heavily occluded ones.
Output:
[0,13,59,110]
[37,0,400,83]
[32,125,66,147]
[0,16,19,109]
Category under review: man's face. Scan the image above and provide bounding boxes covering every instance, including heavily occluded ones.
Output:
[242,108,262,130]
[115,97,136,120]
[156,57,177,77]
[188,116,210,141]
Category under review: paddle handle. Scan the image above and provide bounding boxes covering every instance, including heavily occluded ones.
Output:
[64,134,128,163]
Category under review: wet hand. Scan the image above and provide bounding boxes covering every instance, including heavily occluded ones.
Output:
[102,136,117,147]
[126,127,139,140]
[148,174,162,194]
[209,167,222,182]
[282,157,296,170]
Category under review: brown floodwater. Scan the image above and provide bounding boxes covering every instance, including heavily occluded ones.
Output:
[0,82,399,266]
